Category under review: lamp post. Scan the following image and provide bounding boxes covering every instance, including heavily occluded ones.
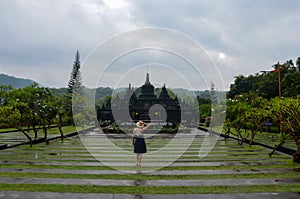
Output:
[261,62,283,140]
[272,62,283,141]
[274,62,282,99]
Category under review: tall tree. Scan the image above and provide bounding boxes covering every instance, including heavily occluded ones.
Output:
[296,57,300,72]
[0,88,33,146]
[270,97,300,162]
[66,51,83,124]
[0,85,13,107]
[228,75,254,98]
[28,85,56,144]
[67,50,83,94]
[282,71,300,97]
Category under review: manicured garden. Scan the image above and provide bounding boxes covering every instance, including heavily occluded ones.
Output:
[0,127,299,198]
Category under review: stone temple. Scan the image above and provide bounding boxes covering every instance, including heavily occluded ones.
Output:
[97,73,196,128]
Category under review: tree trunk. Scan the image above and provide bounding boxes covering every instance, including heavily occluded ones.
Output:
[249,130,256,146]
[43,123,49,145]
[235,127,244,145]
[47,120,52,128]
[293,133,300,163]
[269,136,285,157]
[19,128,32,147]
[224,126,231,140]
[32,123,38,140]
[58,114,65,140]
[34,128,38,140]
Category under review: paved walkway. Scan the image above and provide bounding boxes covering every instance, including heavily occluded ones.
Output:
[0,191,299,199]
[0,167,295,175]
[0,177,299,186]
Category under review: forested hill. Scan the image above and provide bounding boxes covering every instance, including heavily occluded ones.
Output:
[0,74,36,88]
[0,73,221,100]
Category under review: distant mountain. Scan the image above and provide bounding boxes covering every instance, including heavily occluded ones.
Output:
[0,74,36,88]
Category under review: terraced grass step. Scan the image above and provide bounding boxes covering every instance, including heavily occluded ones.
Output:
[0,191,300,199]
[0,158,289,165]
[0,153,286,160]
[0,150,274,159]
[0,160,287,167]
[0,167,297,175]
[1,162,298,172]
[0,168,300,175]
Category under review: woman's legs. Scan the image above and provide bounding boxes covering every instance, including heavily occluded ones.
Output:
[138,154,143,166]
[136,154,139,165]
[135,153,143,166]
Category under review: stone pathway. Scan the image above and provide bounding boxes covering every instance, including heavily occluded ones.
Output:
[1,191,300,199]
[0,128,299,198]
[1,176,299,186]
[0,191,299,199]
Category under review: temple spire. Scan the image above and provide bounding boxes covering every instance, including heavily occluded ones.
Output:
[145,73,150,84]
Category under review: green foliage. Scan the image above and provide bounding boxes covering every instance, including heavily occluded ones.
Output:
[73,93,96,129]
[49,87,68,96]
[269,97,300,160]
[228,58,300,99]
[67,50,83,94]
[197,97,211,120]
[95,87,113,99]
[226,92,300,161]
[199,104,211,119]
[226,57,300,160]
[0,83,75,144]
[0,85,13,107]
[282,71,300,97]
[226,94,272,144]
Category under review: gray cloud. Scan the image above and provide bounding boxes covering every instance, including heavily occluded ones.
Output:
[130,0,300,87]
[0,0,299,89]
[0,0,135,87]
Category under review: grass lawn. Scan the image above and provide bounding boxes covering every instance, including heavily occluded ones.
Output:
[0,184,299,194]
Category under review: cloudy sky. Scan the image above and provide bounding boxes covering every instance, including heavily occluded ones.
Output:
[0,0,299,90]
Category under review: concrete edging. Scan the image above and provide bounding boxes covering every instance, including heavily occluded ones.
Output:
[0,126,97,150]
[198,126,296,156]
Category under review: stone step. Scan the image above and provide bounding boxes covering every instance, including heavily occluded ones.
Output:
[0,177,299,186]
[0,158,288,164]
[0,152,278,158]
[1,191,299,199]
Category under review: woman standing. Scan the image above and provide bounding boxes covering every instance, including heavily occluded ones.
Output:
[132,121,149,166]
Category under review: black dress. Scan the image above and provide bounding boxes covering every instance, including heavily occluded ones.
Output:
[134,135,147,154]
